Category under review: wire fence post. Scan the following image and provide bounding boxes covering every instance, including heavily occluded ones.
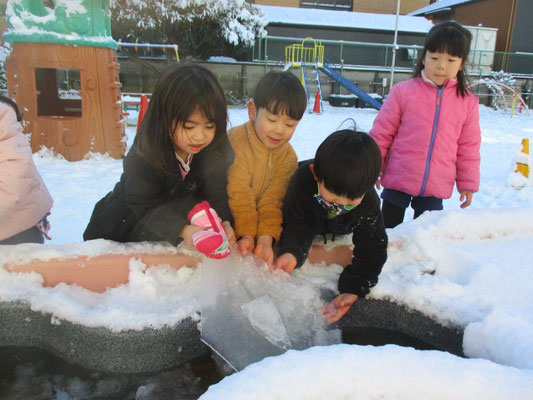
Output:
[389,0,401,91]
[264,38,269,74]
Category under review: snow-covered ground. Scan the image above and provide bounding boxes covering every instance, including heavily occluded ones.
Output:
[1,103,533,399]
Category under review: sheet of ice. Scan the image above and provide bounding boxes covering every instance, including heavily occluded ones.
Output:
[200,252,340,371]
[241,295,292,350]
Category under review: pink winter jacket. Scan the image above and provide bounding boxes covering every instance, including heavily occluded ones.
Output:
[0,103,53,241]
[369,76,481,200]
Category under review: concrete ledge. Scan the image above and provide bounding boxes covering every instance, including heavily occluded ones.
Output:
[0,301,209,373]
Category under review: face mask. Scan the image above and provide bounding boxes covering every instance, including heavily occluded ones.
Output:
[314,184,358,217]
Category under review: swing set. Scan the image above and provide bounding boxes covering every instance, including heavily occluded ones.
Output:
[117,42,180,62]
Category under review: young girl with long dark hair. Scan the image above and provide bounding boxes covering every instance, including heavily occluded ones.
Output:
[84,64,235,258]
[370,21,481,228]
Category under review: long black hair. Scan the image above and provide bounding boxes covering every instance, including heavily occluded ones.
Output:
[413,21,472,97]
[134,63,228,174]
[0,95,22,121]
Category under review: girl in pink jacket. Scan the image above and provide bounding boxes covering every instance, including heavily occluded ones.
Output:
[0,96,53,244]
[370,21,481,228]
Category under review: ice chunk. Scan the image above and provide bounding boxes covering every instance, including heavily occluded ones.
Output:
[241,295,291,350]
[200,249,341,371]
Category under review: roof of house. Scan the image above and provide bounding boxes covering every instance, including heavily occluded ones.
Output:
[408,0,480,16]
[256,5,434,34]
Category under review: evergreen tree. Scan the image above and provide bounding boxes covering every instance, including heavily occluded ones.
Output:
[110,0,266,61]
[0,43,10,91]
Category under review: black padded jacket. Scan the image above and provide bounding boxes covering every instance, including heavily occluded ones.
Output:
[83,139,234,246]
[277,160,388,297]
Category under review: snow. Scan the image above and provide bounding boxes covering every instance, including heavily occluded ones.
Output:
[208,56,238,63]
[409,0,477,16]
[199,344,533,400]
[1,102,533,397]
[5,0,117,50]
[257,4,434,34]
[110,0,266,47]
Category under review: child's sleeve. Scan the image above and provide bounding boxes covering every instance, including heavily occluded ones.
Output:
[455,96,481,193]
[227,133,259,239]
[122,151,190,245]
[277,168,317,268]
[257,146,298,241]
[338,193,388,297]
[369,85,403,170]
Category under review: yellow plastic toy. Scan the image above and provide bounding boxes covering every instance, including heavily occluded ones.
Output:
[515,138,530,178]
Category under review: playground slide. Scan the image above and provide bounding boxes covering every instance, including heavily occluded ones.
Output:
[320,63,382,111]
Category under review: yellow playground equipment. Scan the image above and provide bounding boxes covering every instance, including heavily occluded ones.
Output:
[285,37,324,68]
[285,38,325,112]
[117,43,180,62]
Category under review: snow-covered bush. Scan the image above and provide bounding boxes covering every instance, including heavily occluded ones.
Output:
[484,70,516,94]
[110,0,266,60]
[0,43,10,90]
[0,63,6,91]
[483,70,516,109]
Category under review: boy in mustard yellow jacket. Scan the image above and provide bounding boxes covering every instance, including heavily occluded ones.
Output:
[227,71,307,266]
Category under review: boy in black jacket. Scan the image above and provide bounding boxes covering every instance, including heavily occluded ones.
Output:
[273,129,388,323]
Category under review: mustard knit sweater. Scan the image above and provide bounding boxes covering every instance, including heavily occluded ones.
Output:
[227,121,298,241]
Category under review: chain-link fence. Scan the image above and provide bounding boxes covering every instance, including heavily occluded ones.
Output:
[254,36,533,77]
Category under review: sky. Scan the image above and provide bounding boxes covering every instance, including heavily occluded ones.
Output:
[1,102,533,399]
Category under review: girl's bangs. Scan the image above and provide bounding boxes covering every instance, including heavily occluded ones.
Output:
[427,29,468,58]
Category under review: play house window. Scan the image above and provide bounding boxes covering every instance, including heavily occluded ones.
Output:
[35,68,82,117]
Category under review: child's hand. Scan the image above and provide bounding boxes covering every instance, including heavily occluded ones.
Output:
[322,293,358,324]
[237,235,255,257]
[222,221,236,246]
[254,235,274,267]
[376,177,382,190]
[459,190,474,208]
[272,253,297,274]
[180,224,203,251]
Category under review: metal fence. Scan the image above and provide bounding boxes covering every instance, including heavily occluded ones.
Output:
[254,36,533,77]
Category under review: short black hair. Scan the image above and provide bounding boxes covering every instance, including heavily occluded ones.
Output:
[253,70,307,121]
[314,129,381,199]
[414,21,472,97]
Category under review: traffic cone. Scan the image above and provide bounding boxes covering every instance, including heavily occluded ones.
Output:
[313,91,321,114]
[137,95,149,131]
